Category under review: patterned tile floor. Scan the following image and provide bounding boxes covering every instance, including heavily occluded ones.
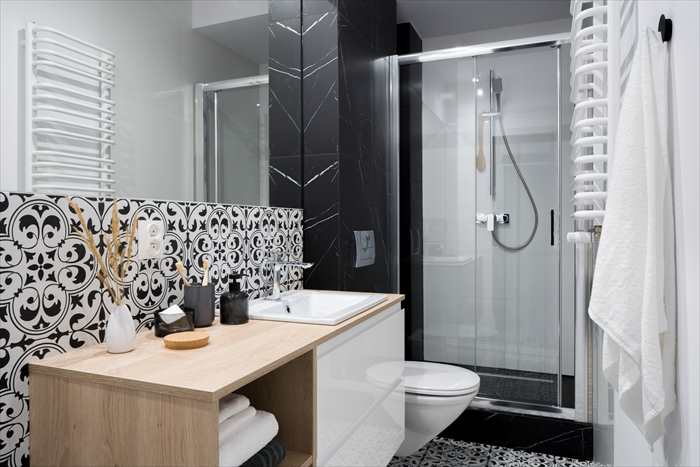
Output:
[389,437,603,467]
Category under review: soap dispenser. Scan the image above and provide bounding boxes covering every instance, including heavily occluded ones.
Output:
[219,273,249,325]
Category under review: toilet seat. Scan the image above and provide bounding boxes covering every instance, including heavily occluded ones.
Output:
[402,361,480,397]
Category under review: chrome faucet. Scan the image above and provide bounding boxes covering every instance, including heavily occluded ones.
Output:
[265,254,313,300]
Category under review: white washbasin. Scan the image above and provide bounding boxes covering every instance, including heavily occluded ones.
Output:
[249,290,387,325]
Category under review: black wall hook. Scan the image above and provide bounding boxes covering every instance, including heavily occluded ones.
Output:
[658,14,673,42]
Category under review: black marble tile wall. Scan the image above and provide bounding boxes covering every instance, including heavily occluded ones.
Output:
[269,0,303,209]
[301,0,398,292]
[337,0,397,293]
[301,0,341,289]
[397,22,424,359]
[440,409,594,461]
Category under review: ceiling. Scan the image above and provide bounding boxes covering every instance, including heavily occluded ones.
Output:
[397,0,571,39]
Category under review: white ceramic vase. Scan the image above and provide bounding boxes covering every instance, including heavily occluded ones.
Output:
[105,303,136,353]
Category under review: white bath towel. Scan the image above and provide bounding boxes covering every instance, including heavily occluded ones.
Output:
[219,410,279,467]
[588,28,675,446]
[219,393,250,423]
[219,406,257,440]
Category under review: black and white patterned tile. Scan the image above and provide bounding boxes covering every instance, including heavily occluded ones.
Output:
[0,191,303,467]
[389,438,603,467]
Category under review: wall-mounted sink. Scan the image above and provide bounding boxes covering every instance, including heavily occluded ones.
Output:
[249,290,387,325]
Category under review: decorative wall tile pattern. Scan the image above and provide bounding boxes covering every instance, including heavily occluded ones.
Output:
[0,192,303,467]
[389,438,605,467]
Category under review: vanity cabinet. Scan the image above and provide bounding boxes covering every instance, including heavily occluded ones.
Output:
[28,294,404,467]
[316,303,404,466]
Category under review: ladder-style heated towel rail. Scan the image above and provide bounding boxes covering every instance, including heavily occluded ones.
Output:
[569,0,608,238]
[25,22,116,194]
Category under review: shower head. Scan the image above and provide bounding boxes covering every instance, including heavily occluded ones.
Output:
[491,75,503,112]
[491,76,503,95]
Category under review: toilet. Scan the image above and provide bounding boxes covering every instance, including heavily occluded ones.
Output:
[395,361,480,457]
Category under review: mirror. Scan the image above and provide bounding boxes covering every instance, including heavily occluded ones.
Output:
[0,0,302,208]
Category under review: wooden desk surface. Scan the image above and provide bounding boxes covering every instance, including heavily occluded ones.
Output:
[29,293,404,401]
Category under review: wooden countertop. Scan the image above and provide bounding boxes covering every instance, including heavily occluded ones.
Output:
[29,293,404,402]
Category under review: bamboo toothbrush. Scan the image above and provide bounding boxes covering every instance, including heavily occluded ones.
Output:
[176,260,191,287]
[202,259,210,287]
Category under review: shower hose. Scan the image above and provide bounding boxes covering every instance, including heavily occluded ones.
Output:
[491,115,539,252]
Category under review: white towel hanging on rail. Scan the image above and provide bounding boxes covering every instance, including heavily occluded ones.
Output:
[588,27,675,447]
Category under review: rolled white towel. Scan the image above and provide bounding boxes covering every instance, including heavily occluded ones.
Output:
[219,406,256,440]
[219,393,250,423]
[219,411,279,467]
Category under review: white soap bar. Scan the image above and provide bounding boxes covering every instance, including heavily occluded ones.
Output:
[159,305,186,324]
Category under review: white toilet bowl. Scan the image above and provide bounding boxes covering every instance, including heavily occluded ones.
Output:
[395,361,480,457]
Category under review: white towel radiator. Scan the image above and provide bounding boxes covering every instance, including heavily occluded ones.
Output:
[24,22,116,195]
[569,0,609,234]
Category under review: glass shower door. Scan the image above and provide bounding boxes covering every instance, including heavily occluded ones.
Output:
[473,47,562,407]
[420,56,478,369]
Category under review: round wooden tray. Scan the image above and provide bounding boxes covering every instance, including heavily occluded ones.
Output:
[163,331,209,350]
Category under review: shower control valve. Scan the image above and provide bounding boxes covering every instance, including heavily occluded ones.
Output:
[476,212,510,232]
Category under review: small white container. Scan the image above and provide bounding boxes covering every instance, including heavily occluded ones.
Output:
[105,303,136,353]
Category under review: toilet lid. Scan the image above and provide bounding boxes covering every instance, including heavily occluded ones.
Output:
[402,361,480,396]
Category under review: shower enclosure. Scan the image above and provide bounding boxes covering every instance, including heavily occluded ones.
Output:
[194,75,270,205]
[396,34,582,419]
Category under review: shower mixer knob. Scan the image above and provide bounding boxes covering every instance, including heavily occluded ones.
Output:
[495,213,510,224]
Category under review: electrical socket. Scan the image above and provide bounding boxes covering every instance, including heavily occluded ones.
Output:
[137,220,164,260]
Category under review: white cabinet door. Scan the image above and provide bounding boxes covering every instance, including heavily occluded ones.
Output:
[316,304,404,467]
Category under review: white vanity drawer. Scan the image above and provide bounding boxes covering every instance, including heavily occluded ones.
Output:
[316,303,404,466]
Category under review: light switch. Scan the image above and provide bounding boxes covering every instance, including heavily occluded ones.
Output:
[354,230,375,268]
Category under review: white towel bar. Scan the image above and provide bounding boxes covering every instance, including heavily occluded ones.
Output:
[34,59,116,85]
[574,154,609,164]
[33,128,114,145]
[34,150,115,165]
[34,94,116,115]
[34,83,115,105]
[33,162,115,174]
[33,173,115,183]
[32,184,115,193]
[33,117,116,135]
[573,210,606,220]
[33,105,115,125]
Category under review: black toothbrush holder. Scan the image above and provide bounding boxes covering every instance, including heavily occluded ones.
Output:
[183,284,215,327]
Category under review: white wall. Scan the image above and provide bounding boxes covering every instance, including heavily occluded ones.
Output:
[191,0,267,28]
[0,0,257,200]
[612,1,700,466]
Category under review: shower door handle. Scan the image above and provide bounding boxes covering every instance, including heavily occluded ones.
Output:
[550,209,555,246]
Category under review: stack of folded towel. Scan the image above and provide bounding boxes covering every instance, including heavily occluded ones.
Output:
[219,394,283,467]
